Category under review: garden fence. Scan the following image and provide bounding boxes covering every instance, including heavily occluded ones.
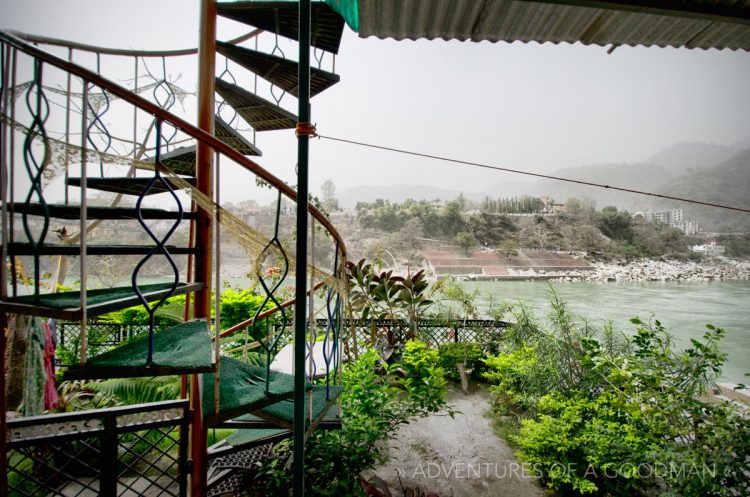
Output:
[6,400,190,497]
[58,318,511,359]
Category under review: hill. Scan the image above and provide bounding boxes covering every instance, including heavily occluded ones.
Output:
[530,162,676,212]
[647,141,738,173]
[656,148,750,232]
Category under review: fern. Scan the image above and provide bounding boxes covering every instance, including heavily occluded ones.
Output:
[93,376,181,405]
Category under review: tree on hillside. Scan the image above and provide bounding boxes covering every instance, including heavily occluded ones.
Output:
[441,196,467,237]
[468,212,516,246]
[454,231,476,255]
[597,206,634,242]
[321,179,339,212]
[497,239,520,260]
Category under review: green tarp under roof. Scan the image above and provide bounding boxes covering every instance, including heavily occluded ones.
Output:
[325,0,358,31]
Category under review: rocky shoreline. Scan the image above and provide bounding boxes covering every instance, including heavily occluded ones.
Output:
[550,258,750,283]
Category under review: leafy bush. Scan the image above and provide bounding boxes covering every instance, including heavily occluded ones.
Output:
[484,295,750,497]
[99,294,186,328]
[219,287,277,331]
[438,342,486,381]
[483,346,551,414]
[401,341,448,412]
[346,259,433,348]
[256,346,450,496]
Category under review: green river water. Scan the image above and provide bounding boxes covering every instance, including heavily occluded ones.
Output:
[446,280,750,385]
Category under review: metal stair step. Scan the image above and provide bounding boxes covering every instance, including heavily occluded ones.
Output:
[63,319,214,380]
[216,78,297,132]
[216,1,345,54]
[143,116,260,175]
[67,177,196,196]
[217,41,340,98]
[0,281,204,321]
[203,356,303,427]
[10,203,196,220]
[215,115,262,155]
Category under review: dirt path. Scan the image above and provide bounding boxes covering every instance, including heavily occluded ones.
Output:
[372,386,548,497]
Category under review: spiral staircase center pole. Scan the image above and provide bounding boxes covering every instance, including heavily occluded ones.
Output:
[293,0,312,495]
[191,0,216,494]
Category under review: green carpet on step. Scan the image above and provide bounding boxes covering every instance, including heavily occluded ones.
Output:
[202,356,304,418]
[86,320,212,369]
[7,282,178,309]
[225,414,288,447]
[257,384,343,424]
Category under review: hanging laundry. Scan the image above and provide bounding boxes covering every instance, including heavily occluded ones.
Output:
[43,321,59,410]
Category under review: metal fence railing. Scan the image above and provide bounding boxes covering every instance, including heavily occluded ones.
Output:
[272,318,510,349]
[6,400,190,497]
[58,317,510,358]
[346,319,510,348]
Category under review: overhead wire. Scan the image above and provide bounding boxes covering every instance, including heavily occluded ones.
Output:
[315,134,750,214]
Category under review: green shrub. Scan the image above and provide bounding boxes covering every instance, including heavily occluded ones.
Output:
[401,340,447,412]
[484,294,750,497]
[438,342,486,381]
[256,347,450,496]
[483,346,554,414]
[100,294,186,328]
[219,288,277,331]
[515,391,656,496]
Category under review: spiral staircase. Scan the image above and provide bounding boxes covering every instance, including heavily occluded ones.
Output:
[1,1,346,495]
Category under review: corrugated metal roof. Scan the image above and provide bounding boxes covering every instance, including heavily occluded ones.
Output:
[357,0,750,51]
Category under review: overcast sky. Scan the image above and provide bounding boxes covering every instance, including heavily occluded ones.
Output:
[3,0,750,203]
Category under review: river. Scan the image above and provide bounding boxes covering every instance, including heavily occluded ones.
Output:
[446,280,750,385]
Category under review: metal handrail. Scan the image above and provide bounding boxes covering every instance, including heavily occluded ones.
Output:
[218,280,326,340]
[7,29,262,57]
[0,30,347,259]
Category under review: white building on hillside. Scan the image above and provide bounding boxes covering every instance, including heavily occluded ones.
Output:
[635,208,699,235]
[691,241,725,255]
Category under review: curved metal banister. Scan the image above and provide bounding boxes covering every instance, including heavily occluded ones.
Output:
[7,29,262,57]
[0,30,347,259]
[218,280,326,340]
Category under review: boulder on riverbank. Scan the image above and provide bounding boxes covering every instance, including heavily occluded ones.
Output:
[549,258,750,283]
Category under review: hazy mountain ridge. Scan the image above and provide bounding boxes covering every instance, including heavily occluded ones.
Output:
[656,148,750,231]
[647,141,739,173]
[528,162,676,212]
[336,140,750,223]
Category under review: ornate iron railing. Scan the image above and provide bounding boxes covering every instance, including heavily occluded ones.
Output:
[6,400,190,497]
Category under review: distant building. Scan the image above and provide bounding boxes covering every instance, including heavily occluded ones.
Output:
[673,219,699,235]
[691,241,725,255]
[539,196,565,214]
[635,208,699,235]
[636,208,682,225]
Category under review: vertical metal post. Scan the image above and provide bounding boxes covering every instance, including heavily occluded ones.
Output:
[294,0,312,495]
[192,0,216,494]
[9,48,17,298]
[1,44,10,301]
[214,152,221,414]
[100,412,117,497]
[0,44,8,484]
[79,82,88,365]
[63,48,72,205]
[308,217,315,422]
